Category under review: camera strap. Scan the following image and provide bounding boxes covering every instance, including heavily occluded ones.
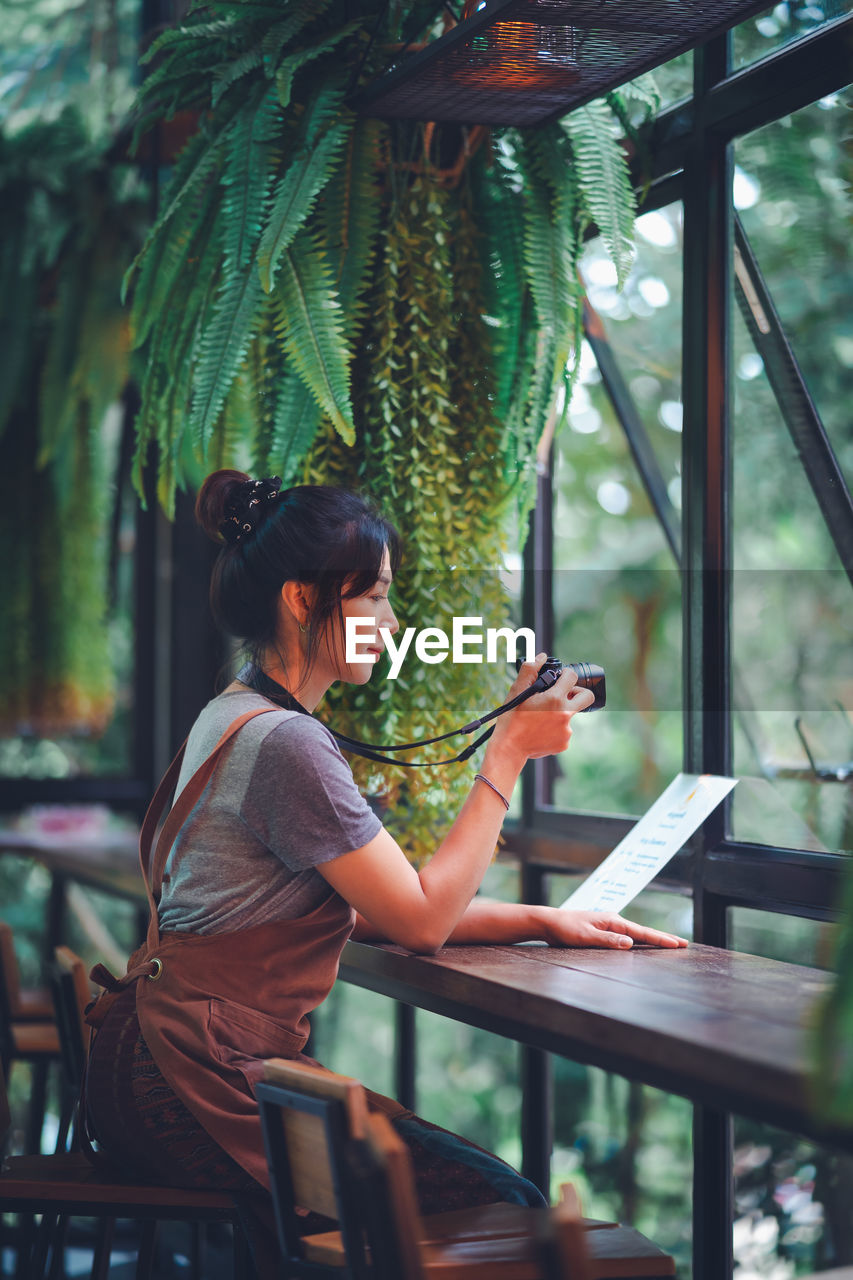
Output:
[239,663,552,768]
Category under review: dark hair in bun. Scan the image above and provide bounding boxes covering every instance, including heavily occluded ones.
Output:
[195,470,400,677]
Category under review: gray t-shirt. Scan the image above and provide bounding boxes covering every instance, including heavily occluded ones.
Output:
[157,684,381,935]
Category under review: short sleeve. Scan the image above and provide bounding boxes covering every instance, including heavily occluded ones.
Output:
[239,715,382,871]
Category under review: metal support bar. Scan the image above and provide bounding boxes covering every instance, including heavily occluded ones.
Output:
[394,1001,417,1111]
[693,1107,735,1278]
[682,35,734,1280]
[521,1046,552,1197]
[520,862,552,1196]
[646,15,853,186]
[733,216,853,585]
[583,298,682,564]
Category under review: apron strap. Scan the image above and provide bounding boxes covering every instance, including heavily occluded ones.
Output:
[139,708,280,953]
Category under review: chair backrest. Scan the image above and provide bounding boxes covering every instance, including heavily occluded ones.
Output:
[540,1183,592,1280]
[256,1057,370,1275]
[0,1059,12,1153]
[50,947,92,1094]
[353,1111,428,1280]
[0,923,24,1019]
[355,1113,593,1280]
[0,924,21,1062]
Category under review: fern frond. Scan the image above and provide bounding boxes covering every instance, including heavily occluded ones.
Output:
[212,43,264,106]
[140,18,240,65]
[215,367,256,470]
[272,233,354,445]
[188,261,264,457]
[275,19,363,110]
[564,99,636,288]
[148,219,225,508]
[131,175,219,350]
[261,0,333,72]
[258,103,352,292]
[319,116,383,338]
[222,83,282,271]
[124,129,223,303]
[269,368,323,482]
[469,153,527,421]
[518,166,578,381]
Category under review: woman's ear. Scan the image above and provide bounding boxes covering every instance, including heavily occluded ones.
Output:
[280,580,312,629]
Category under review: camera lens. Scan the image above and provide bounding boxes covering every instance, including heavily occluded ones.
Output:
[567,662,606,712]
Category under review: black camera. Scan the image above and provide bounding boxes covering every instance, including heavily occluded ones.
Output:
[526,656,606,712]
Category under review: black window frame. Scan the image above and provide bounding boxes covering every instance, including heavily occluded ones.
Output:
[505,22,853,1278]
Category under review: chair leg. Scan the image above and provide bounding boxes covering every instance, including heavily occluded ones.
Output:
[90,1218,115,1280]
[7,1211,36,1280]
[133,1220,159,1280]
[26,1059,50,1154]
[189,1221,205,1280]
[47,1213,71,1280]
[29,1209,59,1280]
[232,1217,256,1280]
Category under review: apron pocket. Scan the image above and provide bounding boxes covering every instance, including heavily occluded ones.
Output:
[208,997,306,1088]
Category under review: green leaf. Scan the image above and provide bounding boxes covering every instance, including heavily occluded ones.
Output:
[272,234,354,444]
[212,43,265,106]
[319,116,383,338]
[269,369,323,482]
[563,99,636,288]
[140,18,240,65]
[519,167,577,380]
[222,83,282,271]
[261,0,334,71]
[124,128,223,303]
[189,260,264,456]
[258,102,352,291]
[275,19,363,110]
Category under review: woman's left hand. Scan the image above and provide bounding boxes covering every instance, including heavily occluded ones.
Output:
[538,907,688,950]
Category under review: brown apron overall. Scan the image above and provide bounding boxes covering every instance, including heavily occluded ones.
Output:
[85,708,378,1191]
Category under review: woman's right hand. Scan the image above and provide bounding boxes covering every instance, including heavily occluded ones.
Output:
[487,653,594,764]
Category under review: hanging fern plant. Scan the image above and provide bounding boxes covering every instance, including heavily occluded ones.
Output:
[0,108,148,737]
[126,0,645,857]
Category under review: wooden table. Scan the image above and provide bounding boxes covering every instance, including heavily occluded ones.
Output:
[340,938,846,1152]
[2,830,842,1149]
[6,831,852,1280]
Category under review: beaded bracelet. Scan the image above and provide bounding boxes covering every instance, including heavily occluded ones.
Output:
[473,773,510,811]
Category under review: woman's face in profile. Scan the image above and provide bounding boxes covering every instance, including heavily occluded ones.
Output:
[324,547,399,686]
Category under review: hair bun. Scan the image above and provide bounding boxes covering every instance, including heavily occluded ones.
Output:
[195,469,251,543]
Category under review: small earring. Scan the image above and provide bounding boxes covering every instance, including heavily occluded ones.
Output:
[298,622,307,634]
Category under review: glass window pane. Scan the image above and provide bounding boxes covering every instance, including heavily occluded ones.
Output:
[730,305,853,855]
[732,2,852,70]
[734,88,853,492]
[623,53,693,115]
[728,908,844,1278]
[551,204,684,818]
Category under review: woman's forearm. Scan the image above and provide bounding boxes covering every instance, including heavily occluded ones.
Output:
[351,898,688,951]
[351,898,545,945]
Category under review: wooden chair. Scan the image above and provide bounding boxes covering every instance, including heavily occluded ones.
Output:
[0,924,53,1022]
[1,992,257,1280]
[351,1108,592,1280]
[49,946,95,1152]
[9,947,257,1280]
[258,1058,677,1279]
[256,1058,372,1277]
[0,922,61,1154]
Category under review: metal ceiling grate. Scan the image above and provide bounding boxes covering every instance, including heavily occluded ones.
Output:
[355,0,775,126]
